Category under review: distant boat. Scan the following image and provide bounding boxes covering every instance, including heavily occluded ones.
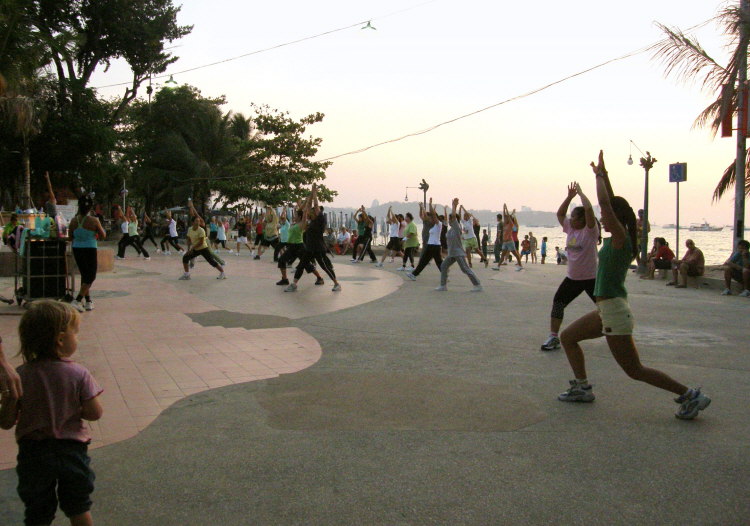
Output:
[689,220,723,232]
[663,224,690,230]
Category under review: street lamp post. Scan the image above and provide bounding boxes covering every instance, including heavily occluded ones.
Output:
[628,141,656,274]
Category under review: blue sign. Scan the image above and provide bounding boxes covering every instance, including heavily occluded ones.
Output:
[669,163,687,183]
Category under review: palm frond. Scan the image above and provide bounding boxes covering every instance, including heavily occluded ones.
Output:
[650,23,727,93]
[713,149,750,201]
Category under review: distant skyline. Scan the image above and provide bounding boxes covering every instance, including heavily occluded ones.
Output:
[92,0,744,226]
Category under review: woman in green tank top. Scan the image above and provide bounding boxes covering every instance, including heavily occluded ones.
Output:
[556,151,710,420]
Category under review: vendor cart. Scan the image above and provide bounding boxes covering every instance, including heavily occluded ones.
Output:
[14,237,75,307]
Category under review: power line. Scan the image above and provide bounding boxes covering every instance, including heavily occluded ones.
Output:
[94,0,442,89]
[319,17,718,162]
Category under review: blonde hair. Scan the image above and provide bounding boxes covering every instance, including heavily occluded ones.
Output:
[18,300,79,362]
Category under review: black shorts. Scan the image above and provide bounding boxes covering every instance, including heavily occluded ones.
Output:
[654,259,672,270]
[17,439,95,524]
[72,247,98,285]
[261,236,279,247]
[209,231,218,241]
[386,237,401,250]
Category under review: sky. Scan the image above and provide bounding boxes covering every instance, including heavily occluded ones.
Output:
[92,0,745,226]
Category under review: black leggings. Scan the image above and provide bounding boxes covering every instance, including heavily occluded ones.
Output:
[160,235,182,252]
[412,245,443,276]
[550,277,596,320]
[118,234,143,257]
[356,236,376,262]
[402,246,417,266]
[295,248,336,281]
[141,227,158,248]
[183,247,220,268]
[72,247,98,285]
[279,244,314,273]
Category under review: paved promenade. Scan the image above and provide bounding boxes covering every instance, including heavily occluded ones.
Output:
[0,250,748,525]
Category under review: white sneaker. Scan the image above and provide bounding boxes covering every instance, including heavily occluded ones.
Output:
[558,380,595,402]
[70,299,85,312]
[284,283,298,292]
[227,249,233,253]
[471,285,483,292]
[540,335,561,351]
[406,272,416,281]
[217,272,227,280]
[156,249,162,254]
[85,300,94,311]
[721,288,732,295]
[405,266,414,271]
[115,255,125,260]
[165,250,171,255]
[144,256,151,261]
[396,266,406,271]
[740,289,750,297]
[434,285,447,291]
[332,283,341,292]
[350,258,357,262]
[179,273,191,280]
[674,388,711,420]
[375,262,383,268]
[515,265,523,271]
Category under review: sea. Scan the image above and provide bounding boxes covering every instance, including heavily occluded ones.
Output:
[370,223,738,266]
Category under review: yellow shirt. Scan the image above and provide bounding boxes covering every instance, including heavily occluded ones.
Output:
[187,226,208,251]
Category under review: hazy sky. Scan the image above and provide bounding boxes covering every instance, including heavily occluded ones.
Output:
[93,0,744,225]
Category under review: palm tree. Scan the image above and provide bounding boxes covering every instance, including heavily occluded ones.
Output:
[650,3,750,201]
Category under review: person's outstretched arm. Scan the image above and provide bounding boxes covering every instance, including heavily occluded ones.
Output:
[557,183,577,226]
[592,150,626,249]
[575,183,596,229]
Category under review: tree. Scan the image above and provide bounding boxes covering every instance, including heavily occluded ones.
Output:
[25,0,192,124]
[123,88,336,212]
[651,4,750,201]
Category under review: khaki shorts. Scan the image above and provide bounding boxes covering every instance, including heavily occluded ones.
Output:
[462,237,478,250]
[597,297,634,336]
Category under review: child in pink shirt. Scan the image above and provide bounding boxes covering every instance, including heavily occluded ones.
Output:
[0,300,103,526]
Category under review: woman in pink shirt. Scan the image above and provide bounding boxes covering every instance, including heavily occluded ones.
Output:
[541,182,600,351]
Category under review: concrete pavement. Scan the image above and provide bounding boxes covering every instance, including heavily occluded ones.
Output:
[0,251,748,525]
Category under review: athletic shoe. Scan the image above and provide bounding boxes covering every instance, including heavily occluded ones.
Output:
[350,258,357,262]
[234,252,240,256]
[740,289,750,297]
[115,255,125,260]
[284,283,297,292]
[217,272,227,280]
[491,267,500,271]
[315,278,325,285]
[471,285,483,292]
[540,336,561,351]
[332,283,341,292]
[396,266,406,271]
[253,255,260,260]
[374,262,383,268]
[179,273,191,280]
[434,285,447,291]
[276,279,289,286]
[144,256,151,261]
[351,260,361,264]
[515,265,523,271]
[720,288,731,295]
[70,299,85,313]
[85,300,94,311]
[406,272,416,281]
[227,249,233,253]
[557,380,595,402]
[675,388,711,420]
[165,250,171,255]
[156,249,162,254]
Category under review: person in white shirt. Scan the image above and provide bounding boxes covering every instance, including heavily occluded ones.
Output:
[376,206,401,267]
[159,210,184,254]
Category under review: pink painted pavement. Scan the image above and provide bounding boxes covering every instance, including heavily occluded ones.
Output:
[0,249,402,470]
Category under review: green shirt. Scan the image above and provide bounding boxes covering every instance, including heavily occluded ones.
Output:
[287,223,303,245]
[594,237,633,298]
[403,221,419,248]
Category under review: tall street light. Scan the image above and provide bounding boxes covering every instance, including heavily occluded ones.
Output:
[628,140,656,274]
